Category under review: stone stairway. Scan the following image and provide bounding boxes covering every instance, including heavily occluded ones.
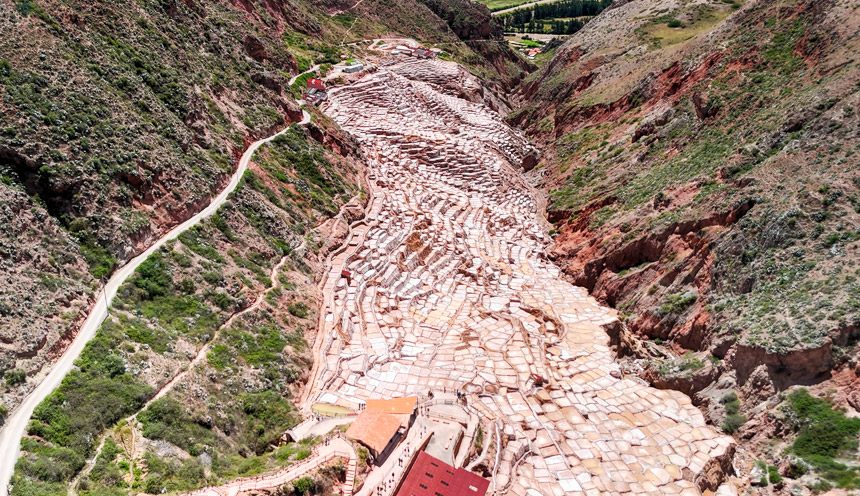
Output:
[344,453,358,496]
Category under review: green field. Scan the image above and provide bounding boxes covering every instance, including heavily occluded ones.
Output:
[477,0,533,13]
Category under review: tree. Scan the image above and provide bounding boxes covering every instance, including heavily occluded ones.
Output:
[291,477,317,495]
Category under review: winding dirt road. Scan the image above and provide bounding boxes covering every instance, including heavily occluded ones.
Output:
[0,109,311,496]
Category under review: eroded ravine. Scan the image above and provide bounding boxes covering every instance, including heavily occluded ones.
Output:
[305,58,736,495]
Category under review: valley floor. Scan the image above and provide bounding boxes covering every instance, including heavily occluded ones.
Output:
[298,58,736,495]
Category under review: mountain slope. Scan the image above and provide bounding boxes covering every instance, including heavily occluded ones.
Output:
[0,0,526,423]
[513,0,860,488]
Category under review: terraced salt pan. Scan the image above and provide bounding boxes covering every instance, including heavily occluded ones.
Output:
[312,59,734,495]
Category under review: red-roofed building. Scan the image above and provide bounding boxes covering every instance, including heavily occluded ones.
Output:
[307,78,326,91]
[344,409,407,466]
[394,452,489,496]
[413,48,435,59]
[303,78,328,106]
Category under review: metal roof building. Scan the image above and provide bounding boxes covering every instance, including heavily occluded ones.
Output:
[394,452,489,496]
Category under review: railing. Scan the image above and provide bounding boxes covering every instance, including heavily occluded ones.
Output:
[183,436,353,496]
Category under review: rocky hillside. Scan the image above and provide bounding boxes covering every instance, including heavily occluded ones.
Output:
[13,119,366,496]
[513,0,860,491]
[0,0,526,422]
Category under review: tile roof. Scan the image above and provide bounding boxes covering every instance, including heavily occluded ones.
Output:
[365,396,418,415]
[345,409,402,454]
[307,78,326,90]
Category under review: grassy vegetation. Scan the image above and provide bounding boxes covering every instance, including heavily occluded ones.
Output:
[517,38,543,48]
[782,389,860,490]
[784,389,860,459]
[476,0,532,13]
[4,369,27,386]
[24,335,153,457]
[278,459,343,496]
[658,292,698,316]
[241,105,283,130]
[138,398,220,452]
[720,392,747,434]
[251,126,353,220]
[656,351,705,378]
[241,391,302,455]
[635,5,734,49]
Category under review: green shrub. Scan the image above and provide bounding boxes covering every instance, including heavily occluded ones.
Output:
[28,371,152,452]
[203,271,222,285]
[119,317,170,353]
[722,413,747,434]
[319,460,346,482]
[808,479,833,494]
[138,398,218,452]
[179,226,225,263]
[768,465,782,484]
[784,388,860,459]
[720,391,747,433]
[658,292,697,315]
[801,456,860,489]
[788,458,809,478]
[131,253,173,299]
[5,369,27,386]
[206,290,234,311]
[236,456,264,475]
[20,316,153,471]
[667,19,684,28]
[288,302,308,318]
[207,344,233,370]
[67,219,116,279]
[226,322,286,366]
[240,391,300,455]
[9,476,68,496]
[141,451,206,493]
[291,476,317,494]
[86,438,125,488]
[658,352,705,377]
[14,438,85,483]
